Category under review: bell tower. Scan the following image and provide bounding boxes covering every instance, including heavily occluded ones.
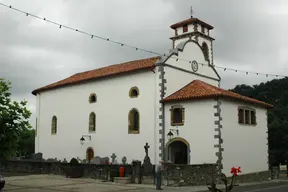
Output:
[170,12,215,65]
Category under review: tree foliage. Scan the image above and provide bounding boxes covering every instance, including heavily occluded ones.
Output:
[16,128,35,159]
[230,77,288,166]
[0,78,32,162]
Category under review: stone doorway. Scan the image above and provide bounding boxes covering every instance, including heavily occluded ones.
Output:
[86,147,94,163]
[166,138,190,164]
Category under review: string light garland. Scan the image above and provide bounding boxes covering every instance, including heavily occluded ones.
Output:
[1,2,287,78]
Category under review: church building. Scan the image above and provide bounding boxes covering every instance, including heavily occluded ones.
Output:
[32,16,272,176]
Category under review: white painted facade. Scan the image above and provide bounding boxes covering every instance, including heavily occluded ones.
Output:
[35,71,157,164]
[34,17,270,175]
[220,99,269,175]
[164,100,218,164]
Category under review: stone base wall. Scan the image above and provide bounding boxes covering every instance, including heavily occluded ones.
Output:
[1,160,132,181]
[227,170,271,184]
[1,160,274,186]
[164,164,218,186]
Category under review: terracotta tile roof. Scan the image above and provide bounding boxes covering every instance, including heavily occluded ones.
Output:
[170,18,214,30]
[162,80,273,108]
[32,56,160,95]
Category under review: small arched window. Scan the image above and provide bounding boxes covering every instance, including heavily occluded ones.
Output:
[128,108,140,134]
[129,87,139,98]
[202,42,209,61]
[89,93,97,103]
[89,112,96,132]
[51,116,57,134]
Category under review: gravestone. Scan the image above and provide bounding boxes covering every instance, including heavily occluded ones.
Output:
[32,152,43,161]
[62,158,68,163]
[91,156,110,164]
[111,153,117,164]
[101,157,109,164]
[142,142,153,176]
[112,160,119,165]
[46,158,58,162]
[91,156,101,164]
[122,156,127,165]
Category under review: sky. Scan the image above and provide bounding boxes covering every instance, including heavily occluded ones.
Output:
[1,0,288,128]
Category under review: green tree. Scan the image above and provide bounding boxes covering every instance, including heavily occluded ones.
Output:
[16,128,35,159]
[0,78,32,163]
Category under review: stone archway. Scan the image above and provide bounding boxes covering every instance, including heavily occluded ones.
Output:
[86,147,94,163]
[166,137,190,164]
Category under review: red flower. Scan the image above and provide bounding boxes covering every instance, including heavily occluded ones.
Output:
[230,166,241,176]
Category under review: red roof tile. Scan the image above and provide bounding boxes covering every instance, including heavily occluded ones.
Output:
[32,57,160,95]
[162,80,273,108]
[170,18,214,30]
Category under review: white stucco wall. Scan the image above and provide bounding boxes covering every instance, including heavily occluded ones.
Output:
[164,41,219,97]
[164,100,218,164]
[35,94,40,153]
[220,99,269,175]
[35,70,157,164]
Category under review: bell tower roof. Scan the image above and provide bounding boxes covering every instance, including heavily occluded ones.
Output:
[170,17,214,30]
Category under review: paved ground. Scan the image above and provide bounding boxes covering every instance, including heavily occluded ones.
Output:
[232,181,288,192]
[1,174,288,192]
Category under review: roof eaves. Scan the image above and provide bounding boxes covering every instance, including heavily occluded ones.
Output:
[31,65,156,96]
[162,93,273,109]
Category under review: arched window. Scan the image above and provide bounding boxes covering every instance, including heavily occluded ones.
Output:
[89,112,96,132]
[89,93,97,103]
[128,108,140,134]
[129,87,139,98]
[51,116,57,134]
[202,42,209,61]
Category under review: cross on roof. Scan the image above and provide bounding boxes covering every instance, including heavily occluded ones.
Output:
[190,6,194,18]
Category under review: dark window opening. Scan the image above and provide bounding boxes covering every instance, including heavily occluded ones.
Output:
[129,87,139,98]
[131,89,138,97]
[89,112,96,132]
[238,107,256,126]
[183,24,188,33]
[251,111,256,125]
[245,110,250,124]
[238,109,244,124]
[129,109,140,133]
[89,94,97,103]
[202,42,209,61]
[173,108,183,124]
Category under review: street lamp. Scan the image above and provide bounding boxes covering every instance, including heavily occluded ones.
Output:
[167,129,179,141]
[167,131,174,141]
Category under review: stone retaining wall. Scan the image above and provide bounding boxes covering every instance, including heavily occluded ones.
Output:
[0,160,273,186]
[1,160,132,181]
[164,163,218,186]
